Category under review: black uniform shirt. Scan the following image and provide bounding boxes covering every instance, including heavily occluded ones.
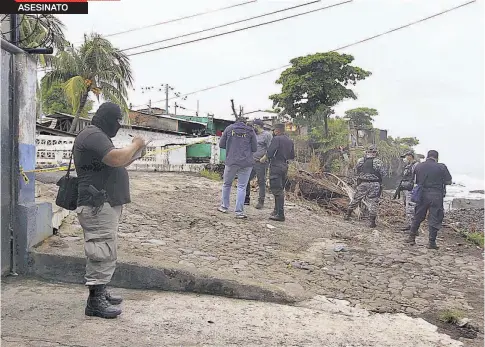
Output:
[267,134,295,164]
[414,159,452,192]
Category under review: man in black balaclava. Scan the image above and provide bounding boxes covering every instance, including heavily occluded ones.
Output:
[73,102,146,319]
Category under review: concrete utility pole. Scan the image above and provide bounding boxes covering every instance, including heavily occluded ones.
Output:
[165,84,169,115]
[174,102,178,116]
[148,99,152,114]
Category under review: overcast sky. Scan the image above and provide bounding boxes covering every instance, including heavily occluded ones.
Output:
[59,0,484,180]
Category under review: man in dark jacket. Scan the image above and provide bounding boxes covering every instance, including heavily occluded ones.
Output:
[218,117,257,218]
[266,123,294,222]
[74,102,146,319]
[406,150,452,249]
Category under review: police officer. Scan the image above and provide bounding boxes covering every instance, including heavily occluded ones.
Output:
[244,119,273,209]
[344,144,386,228]
[405,150,452,249]
[400,151,419,231]
[265,123,295,222]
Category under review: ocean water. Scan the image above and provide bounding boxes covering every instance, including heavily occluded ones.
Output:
[444,174,484,210]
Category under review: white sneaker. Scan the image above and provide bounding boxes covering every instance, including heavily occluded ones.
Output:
[217,207,228,213]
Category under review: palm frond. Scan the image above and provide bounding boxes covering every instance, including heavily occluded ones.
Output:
[63,76,87,114]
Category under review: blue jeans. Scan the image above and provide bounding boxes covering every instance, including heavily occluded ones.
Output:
[221,165,252,215]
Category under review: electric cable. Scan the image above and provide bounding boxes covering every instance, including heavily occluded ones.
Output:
[121,0,321,52]
[104,0,258,38]
[127,0,352,57]
[143,0,475,105]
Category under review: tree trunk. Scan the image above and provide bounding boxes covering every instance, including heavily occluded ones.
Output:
[324,115,329,138]
[69,93,89,133]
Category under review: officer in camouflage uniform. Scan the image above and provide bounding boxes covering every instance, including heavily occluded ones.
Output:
[400,151,419,231]
[344,145,386,228]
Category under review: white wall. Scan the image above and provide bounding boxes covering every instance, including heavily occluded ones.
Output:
[36,129,220,170]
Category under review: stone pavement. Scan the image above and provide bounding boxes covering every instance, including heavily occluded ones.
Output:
[1,278,463,347]
[35,172,484,345]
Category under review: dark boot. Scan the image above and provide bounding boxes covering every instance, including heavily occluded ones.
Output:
[85,285,122,319]
[270,195,285,221]
[369,216,377,228]
[255,199,264,210]
[244,196,250,206]
[343,208,352,221]
[405,234,416,245]
[400,225,411,231]
[269,214,285,222]
[428,227,439,249]
[104,287,123,305]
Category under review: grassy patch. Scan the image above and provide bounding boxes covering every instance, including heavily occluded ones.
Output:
[438,309,465,325]
[457,228,485,248]
[464,232,484,248]
[200,169,221,181]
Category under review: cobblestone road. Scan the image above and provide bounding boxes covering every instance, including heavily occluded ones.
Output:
[37,172,484,346]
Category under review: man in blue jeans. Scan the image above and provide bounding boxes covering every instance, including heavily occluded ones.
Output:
[218,117,257,218]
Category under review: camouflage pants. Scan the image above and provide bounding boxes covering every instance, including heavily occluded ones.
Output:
[402,189,416,225]
[348,182,381,217]
[77,203,123,286]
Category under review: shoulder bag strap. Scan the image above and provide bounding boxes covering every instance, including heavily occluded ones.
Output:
[65,145,74,178]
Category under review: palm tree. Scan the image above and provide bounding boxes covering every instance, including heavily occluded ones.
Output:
[43,33,134,133]
[19,14,67,66]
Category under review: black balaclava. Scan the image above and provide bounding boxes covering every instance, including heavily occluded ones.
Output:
[91,102,122,138]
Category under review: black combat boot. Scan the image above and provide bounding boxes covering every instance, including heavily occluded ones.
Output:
[255,199,264,210]
[85,285,122,319]
[369,216,377,228]
[427,227,439,249]
[269,195,285,222]
[343,208,352,221]
[104,286,123,305]
[244,197,250,206]
[405,234,416,245]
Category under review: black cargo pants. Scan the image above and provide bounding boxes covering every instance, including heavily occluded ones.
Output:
[269,162,288,216]
[410,190,445,242]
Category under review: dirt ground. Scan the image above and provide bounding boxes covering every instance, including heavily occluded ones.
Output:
[1,278,464,347]
[37,171,484,346]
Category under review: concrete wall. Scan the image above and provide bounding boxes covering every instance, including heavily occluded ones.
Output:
[36,133,220,169]
[1,44,13,275]
[14,53,39,273]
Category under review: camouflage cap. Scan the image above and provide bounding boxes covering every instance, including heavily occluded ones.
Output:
[367,144,378,152]
[400,151,415,158]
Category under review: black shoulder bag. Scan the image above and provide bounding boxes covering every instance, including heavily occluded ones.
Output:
[55,148,78,210]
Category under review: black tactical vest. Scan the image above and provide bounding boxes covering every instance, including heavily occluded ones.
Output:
[402,163,414,182]
[361,158,381,181]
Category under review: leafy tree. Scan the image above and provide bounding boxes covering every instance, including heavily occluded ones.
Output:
[269,52,371,137]
[393,137,419,147]
[344,107,378,129]
[40,80,93,118]
[42,33,133,133]
[310,116,349,153]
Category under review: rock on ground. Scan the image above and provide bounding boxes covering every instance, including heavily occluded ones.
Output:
[1,278,463,347]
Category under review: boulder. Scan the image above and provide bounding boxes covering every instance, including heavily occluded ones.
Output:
[451,198,484,210]
[469,189,484,194]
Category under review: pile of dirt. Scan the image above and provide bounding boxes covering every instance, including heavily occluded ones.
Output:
[445,208,484,233]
